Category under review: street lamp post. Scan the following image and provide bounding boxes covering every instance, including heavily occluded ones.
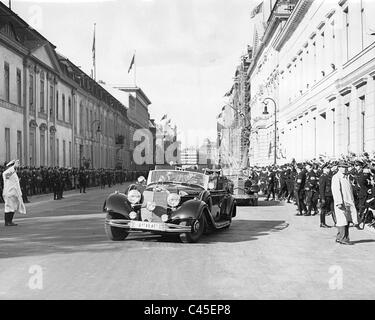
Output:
[262,97,277,165]
[90,120,102,169]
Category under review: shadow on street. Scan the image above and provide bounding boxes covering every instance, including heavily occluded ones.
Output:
[0,217,289,259]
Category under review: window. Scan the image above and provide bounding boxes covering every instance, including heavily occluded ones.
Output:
[40,131,45,166]
[49,85,54,117]
[360,96,366,152]
[345,102,350,150]
[4,62,10,102]
[62,94,66,122]
[29,74,34,111]
[86,108,89,133]
[360,3,365,49]
[29,129,36,167]
[17,69,22,106]
[56,138,60,166]
[69,141,72,167]
[50,136,55,166]
[56,91,59,120]
[5,128,10,163]
[17,130,22,162]
[90,110,93,134]
[63,140,66,167]
[344,7,349,60]
[80,103,84,135]
[40,76,45,113]
[68,97,72,123]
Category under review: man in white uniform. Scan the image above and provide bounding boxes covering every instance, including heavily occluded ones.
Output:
[331,161,359,245]
[2,159,26,226]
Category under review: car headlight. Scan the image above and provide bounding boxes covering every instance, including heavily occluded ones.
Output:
[129,211,137,219]
[146,201,156,211]
[128,189,141,204]
[167,193,181,207]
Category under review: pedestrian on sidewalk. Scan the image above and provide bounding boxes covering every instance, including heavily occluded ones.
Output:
[331,161,359,245]
[2,160,26,226]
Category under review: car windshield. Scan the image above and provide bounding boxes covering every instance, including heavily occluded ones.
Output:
[147,170,208,189]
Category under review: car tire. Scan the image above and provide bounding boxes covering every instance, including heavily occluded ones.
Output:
[105,213,129,241]
[179,215,205,243]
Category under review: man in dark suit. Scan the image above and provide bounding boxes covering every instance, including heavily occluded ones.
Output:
[265,166,276,201]
[319,164,333,228]
[294,164,307,216]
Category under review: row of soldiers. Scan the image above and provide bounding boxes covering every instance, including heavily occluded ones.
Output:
[246,154,375,228]
[0,166,149,203]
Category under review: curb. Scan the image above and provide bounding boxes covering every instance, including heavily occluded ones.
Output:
[0,182,134,207]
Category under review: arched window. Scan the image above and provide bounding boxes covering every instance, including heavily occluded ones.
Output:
[68,97,72,123]
[62,94,66,122]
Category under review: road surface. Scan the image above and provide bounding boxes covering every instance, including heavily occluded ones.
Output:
[0,186,374,299]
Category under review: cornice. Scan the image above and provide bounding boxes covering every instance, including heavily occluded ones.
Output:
[273,0,314,52]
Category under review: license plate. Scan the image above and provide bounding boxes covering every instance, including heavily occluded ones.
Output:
[129,220,166,231]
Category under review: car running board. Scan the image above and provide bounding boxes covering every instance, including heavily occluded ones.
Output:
[205,215,231,230]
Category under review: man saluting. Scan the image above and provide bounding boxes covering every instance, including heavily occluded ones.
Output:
[2,159,26,226]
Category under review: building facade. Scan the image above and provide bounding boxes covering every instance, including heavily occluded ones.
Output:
[217,48,252,170]
[248,0,375,165]
[0,3,153,169]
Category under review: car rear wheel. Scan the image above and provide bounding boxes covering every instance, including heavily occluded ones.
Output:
[105,213,129,241]
[179,215,205,243]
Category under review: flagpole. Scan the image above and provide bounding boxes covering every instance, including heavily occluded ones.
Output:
[93,23,96,81]
[134,50,137,87]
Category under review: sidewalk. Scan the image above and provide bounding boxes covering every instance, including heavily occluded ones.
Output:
[0,182,134,208]
[279,198,375,236]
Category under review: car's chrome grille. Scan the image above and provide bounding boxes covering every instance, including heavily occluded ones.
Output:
[141,190,168,222]
[152,190,169,207]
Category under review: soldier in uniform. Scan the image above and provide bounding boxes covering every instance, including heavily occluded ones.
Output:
[294,164,307,216]
[53,168,60,200]
[0,166,4,203]
[20,169,30,203]
[278,166,289,201]
[354,160,371,223]
[286,165,295,203]
[304,162,318,216]
[319,164,333,228]
[265,166,276,201]
[79,167,87,193]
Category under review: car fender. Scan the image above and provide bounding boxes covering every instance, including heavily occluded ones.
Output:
[226,195,237,218]
[103,192,132,218]
[170,199,208,221]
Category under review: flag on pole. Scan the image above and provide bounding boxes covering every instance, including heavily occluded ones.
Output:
[92,23,96,79]
[128,53,135,73]
[92,24,96,64]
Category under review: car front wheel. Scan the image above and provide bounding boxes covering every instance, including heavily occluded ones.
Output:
[179,215,205,243]
[105,213,129,241]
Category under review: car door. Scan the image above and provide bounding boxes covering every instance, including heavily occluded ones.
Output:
[209,176,228,222]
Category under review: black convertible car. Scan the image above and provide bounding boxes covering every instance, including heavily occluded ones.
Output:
[103,169,236,243]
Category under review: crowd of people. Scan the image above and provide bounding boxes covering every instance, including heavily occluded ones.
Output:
[0,165,148,203]
[244,152,375,244]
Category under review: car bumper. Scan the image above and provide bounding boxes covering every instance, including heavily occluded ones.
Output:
[105,219,192,233]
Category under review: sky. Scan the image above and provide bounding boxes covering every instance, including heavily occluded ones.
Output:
[4,0,256,148]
